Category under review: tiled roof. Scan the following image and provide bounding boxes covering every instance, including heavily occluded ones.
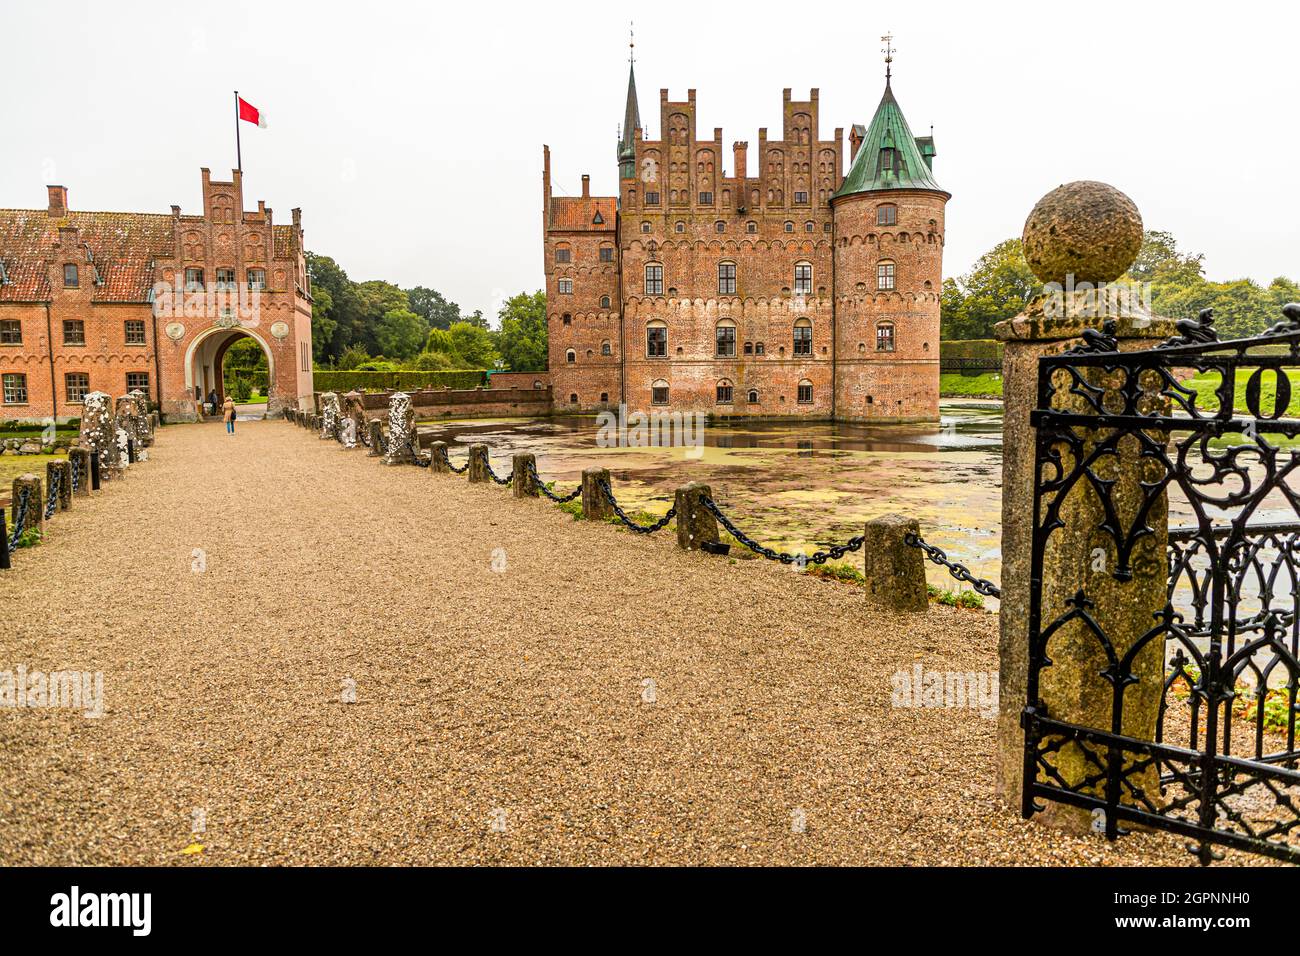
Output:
[273,224,294,258]
[549,197,617,232]
[0,208,173,302]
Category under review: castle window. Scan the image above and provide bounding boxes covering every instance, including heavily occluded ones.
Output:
[644,264,663,296]
[646,320,667,357]
[601,340,611,356]
[600,295,611,309]
[569,393,578,403]
[718,261,736,295]
[823,222,832,233]
[877,261,895,291]
[645,192,660,205]
[562,313,571,326]
[783,221,794,233]
[743,342,753,355]
[715,221,725,233]
[746,221,757,234]
[599,247,614,262]
[699,192,714,204]
[2,373,28,404]
[877,204,897,226]
[804,221,814,232]
[794,191,809,204]
[63,263,79,288]
[877,323,896,352]
[747,389,759,404]
[716,379,733,404]
[640,221,651,233]
[566,349,576,364]
[651,380,669,405]
[675,221,685,233]
[794,262,812,295]
[555,247,572,264]
[247,268,266,290]
[557,278,573,294]
[879,148,895,172]
[797,380,813,404]
[600,392,609,402]
[755,342,765,356]
[124,320,146,346]
[715,319,736,358]
[593,210,604,224]
[62,372,89,404]
[215,268,237,290]
[126,372,149,394]
[185,267,205,291]
[0,320,21,345]
[793,318,812,356]
[63,319,85,346]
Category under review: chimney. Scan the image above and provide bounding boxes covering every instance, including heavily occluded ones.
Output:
[581,174,591,199]
[47,185,68,218]
[733,142,748,180]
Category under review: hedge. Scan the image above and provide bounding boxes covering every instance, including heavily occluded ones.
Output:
[312,370,487,393]
[940,339,1003,362]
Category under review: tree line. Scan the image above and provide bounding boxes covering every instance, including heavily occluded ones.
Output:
[305,252,548,372]
[941,232,1299,341]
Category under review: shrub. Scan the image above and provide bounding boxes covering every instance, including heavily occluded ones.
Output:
[312,370,486,393]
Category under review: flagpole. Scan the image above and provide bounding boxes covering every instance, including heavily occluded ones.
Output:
[234,90,242,172]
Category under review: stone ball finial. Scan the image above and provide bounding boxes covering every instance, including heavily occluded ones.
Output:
[1022,181,1143,286]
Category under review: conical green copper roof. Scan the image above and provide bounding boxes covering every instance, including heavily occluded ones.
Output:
[834,81,946,199]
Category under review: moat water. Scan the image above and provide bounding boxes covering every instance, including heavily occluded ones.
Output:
[418,400,1006,600]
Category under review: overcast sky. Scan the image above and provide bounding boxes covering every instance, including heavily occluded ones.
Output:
[2,1,1295,323]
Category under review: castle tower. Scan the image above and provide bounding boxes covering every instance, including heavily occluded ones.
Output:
[831,46,948,423]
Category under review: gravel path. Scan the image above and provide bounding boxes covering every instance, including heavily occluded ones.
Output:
[0,420,1263,865]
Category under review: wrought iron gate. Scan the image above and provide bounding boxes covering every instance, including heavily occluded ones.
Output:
[1023,307,1300,864]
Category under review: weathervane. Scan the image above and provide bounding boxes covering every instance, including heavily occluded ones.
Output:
[630,21,635,64]
[882,33,894,81]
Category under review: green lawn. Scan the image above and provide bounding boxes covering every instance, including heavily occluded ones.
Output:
[940,372,1003,397]
[1181,368,1300,418]
[0,453,63,492]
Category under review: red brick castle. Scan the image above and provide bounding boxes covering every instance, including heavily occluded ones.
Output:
[0,169,313,422]
[544,47,949,422]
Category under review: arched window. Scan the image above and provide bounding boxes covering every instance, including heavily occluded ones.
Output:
[715,221,726,233]
[876,204,897,226]
[797,379,813,404]
[644,263,664,295]
[646,319,667,357]
[562,313,572,326]
[754,342,765,356]
[804,220,815,233]
[651,379,669,405]
[716,379,734,404]
[601,340,611,356]
[876,323,895,351]
[674,221,685,233]
[715,319,736,358]
[569,393,578,404]
[783,221,795,233]
[877,260,895,291]
[640,221,651,233]
[793,318,812,356]
[747,389,759,404]
[794,262,812,295]
[565,349,576,364]
[600,295,611,309]
[746,221,757,234]
[743,341,753,355]
[718,261,736,295]
[533,380,543,389]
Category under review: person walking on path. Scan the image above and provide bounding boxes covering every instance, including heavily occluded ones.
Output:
[223,396,237,435]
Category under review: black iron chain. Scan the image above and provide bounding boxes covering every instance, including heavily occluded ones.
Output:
[698,494,864,565]
[485,458,513,486]
[410,434,431,467]
[597,477,675,534]
[903,532,1001,598]
[445,449,470,474]
[527,461,581,503]
[70,455,81,493]
[43,471,61,520]
[8,487,31,551]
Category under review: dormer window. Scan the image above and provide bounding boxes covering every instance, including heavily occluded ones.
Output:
[880,148,895,172]
[592,210,604,224]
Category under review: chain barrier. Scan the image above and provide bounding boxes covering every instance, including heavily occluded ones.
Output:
[485,458,513,486]
[526,461,581,503]
[445,450,470,475]
[43,471,61,520]
[597,477,675,534]
[70,455,81,493]
[411,435,431,468]
[8,487,31,552]
[698,494,864,565]
[903,532,1001,599]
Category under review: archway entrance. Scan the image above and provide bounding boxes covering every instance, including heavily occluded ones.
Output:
[186,327,275,420]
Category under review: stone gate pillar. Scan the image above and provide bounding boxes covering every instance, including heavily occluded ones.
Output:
[994,182,1173,828]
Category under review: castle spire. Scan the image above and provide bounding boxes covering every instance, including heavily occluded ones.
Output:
[618,22,641,179]
[882,33,894,85]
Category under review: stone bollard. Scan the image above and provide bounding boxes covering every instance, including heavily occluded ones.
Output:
[675,482,720,551]
[319,392,341,441]
[429,441,450,474]
[10,474,43,540]
[79,391,119,480]
[581,468,612,520]
[993,181,1174,826]
[366,420,384,457]
[382,392,416,466]
[512,454,538,498]
[67,447,91,498]
[45,460,73,514]
[467,444,490,483]
[862,515,928,612]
